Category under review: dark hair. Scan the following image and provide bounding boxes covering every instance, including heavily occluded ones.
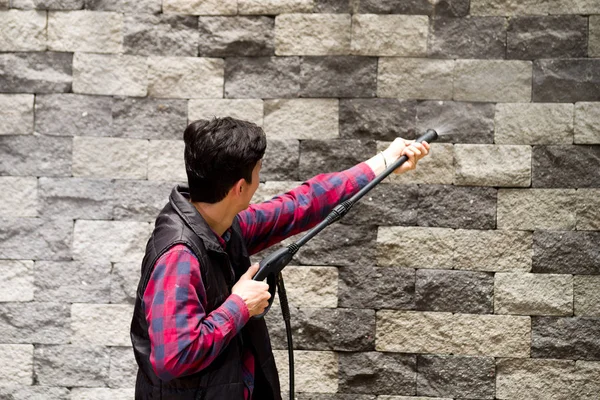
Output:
[184,117,267,203]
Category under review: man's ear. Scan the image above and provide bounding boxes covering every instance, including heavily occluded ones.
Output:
[232,178,245,197]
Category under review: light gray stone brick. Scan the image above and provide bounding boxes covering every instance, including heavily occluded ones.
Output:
[73,53,147,97]
[495,103,574,145]
[72,220,151,263]
[124,14,198,57]
[0,260,34,302]
[377,227,454,268]
[48,11,122,53]
[198,16,274,57]
[34,260,111,303]
[471,0,600,16]
[112,180,172,221]
[71,303,133,346]
[377,142,454,185]
[498,189,577,230]
[379,397,450,400]
[281,266,337,308]
[0,10,47,51]
[35,345,110,387]
[574,275,600,317]
[39,177,113,219]
[275,14,350,56]
[0,94,34,135]
[0,177,38,217]
[111,262,139,304]
[575,102,600,144]
[11,0,83,9]
[70,388,136,400]
[148,57,224,99]
[147,140,186,182]
[239,0,313,14]
[0,136,72,177]
[0,52,72,93]
[251,180,300,202]
[264,99,338,140]
[163,0,236,14]
[0,344,33,385]
[0,218,72,261]
[454,144,531,187]
[0,386,69,400]
[577,361,600,399]
[577,189,600,230]
[188,99,264,126]
[85,0,161,13]
[351,14,428,56]
[0,302,70,344]
[378,58,454,100]
[73,137,148,179]
[591,16,600,57]
[273,350,338,393]
[112,97,188,140]
[109,347,137,388]
[454,60,532,102]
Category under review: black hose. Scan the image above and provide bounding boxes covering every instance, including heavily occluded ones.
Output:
[277,272,294,400]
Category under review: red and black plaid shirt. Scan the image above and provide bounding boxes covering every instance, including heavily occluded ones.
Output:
[143,162,375,399]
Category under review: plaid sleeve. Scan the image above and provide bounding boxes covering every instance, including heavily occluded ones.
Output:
[238,162,376,255]
[142,244,250,381]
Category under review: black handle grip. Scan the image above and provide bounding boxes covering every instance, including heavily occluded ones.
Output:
[252,247,294,319]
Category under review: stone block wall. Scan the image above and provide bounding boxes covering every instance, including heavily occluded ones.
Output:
[0,0,599,399]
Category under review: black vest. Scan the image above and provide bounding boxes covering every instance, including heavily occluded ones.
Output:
[130,185,282,400]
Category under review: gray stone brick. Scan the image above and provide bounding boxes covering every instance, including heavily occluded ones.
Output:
[378,58,454,100]
[339,352,416,395]
[533,231,600,275]
[0,94,34,135]
[275,14,351,56]
[428,16,506,59]
[47,10,123,53]
[296,395,375,400]
[0,176,38,217]
[533,145,600,188]
[71,303,133,346]
[533,317,600,360]
[0,217,72,260]
[591,16,600,57]
[0,260,34,302]
[11,0,83,9]
[416,269,494,314]
[225,57,301,98]
[352,14,428,57]
[507,15,588,59]
[340,99,417,140]
[73,53,147,97]
[35,94,113,137]
[0,344,33,385]
[85,0,161,13]
[454,60,532,102]
[147,140,186,182]
[73,137,148,179]
[163,0,236,14]
[0,386,69,400]
[124,13,198,57]
[112,97,187,140]
[39,177,114,219]
[0,135,72,177]
[355,0,469,16]
[299,139,375,180]
[417,355,495,399]
[0,0,7,8]
[338,265,415,309]
[238,0,313,14]
[533,59,600,102]
[574,275,600,317]
[0,10,47,51]
[577,361,600,399]
[189,99,264,126]
[418,185,497,230]
[109,347,137,388]
[378,226,454,269]
[35,345,110,387]
[34,260,111,303]
[274,350,338,393]
[301,56,377,98]
[0,302,70,344]
[148,56,224,99]
[0,52,72,93]
[112,180,172,221]
[470,0,600,16]
[264,99,339,140]
[455,144,531,187]
[70,388,135,400]
[314,0,350,13]
[111,262,139,304]
[577,189,600,230]
[262,139,299,181]
[198,16,274,57]
[278,266,338,308]
[575,102,600,144]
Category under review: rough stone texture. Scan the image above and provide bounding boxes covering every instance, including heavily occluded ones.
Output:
[574,275,600,317]
[0,260,34,302]
[454,60,532,102]
[354,0,469,16]
[454,229,532,272]
[577,361,600,399]
[0,176,37,217]
[70,388,136,400]
[301,56,377,98]
[0,344,33,385]
[73,53,147,97]
[162,0,236,14]
[377,227,454,269]
[494,103,574,145]
[0,386,69,400]
[591,16,600,57]
[378,58,454,100]
[533,231,600,275]
[239,0,313,14]
[299,140,374,180]
[314,0,350,13]
[111,262,138,304]
[577,189,600,230]
[352,14,428,56]
[34,261,111,303]
[264,99,338,140]
[0,0,8,7]
[454,144,532,187]
[417,355,495,399]
[39,177,114,219]
[533,145,600,188]
[48,11,122,53]
[109,347,137,388]
[0,135,72,177]
[273,350,338,393]
[338,352,416,395]
[296,396,375,400]
[533,59,600,102]
[507,15,588,59]
[418,185,497,230]
[0,94,34,135]
[0,10,47,51]
[470,0,600,16]
[147,140,187,182]
[532,317,600,360]
[415,269,494,314]
[575,102,600,144]
[35,345,110,387]
[0,217,72,261]
[225,57,301,98]
[340,99,417,140]
[280,266,337,308]
[148,57,224,99]
[198,16,273,57]
[428,16,506,59]
[495,273,573,316]
[261,139,299,181]
[85,0,161,13]
[0,302,70,344]
[112,97,187,140]
[11,0,84,9]
[497,189,577,231]
[189,99,264,126]
[0,52,72,93]
[124,14,198,57]
[73,137,148,179]
[35,94,113,137]
[71,304,133,346]
[338,266,415,310]
[112,180,173,221]
[276,14,351,56]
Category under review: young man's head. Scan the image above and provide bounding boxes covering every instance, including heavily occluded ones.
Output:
[184,117,267,206]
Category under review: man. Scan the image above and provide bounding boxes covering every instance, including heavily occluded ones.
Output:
[130,117,430,399]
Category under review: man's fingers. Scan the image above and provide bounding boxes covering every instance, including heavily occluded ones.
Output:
[243,263,260,279]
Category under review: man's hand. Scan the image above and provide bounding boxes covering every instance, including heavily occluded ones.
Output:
[232,263,271,317]
[383,138,431,174]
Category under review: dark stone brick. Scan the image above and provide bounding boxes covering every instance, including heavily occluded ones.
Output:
[533,231,600,275]
[355,0,469,16]
[112,180,174,221]
[342,183,419,226]
[339,352,416,395]
[415,269,494,314]
[35,345,110,387]
[225,57,301,98]
[507,16,588,60]
[299,139,376,180]
[314,0,350,13]
[532,317,600,361]
[34,261,111,303]
[417,355,496,399]
[85,0,161,13]
[198,16,274,57]
[340,98,417,141]
[296,395,374,400]
[428,17,507,59]
[112,97,188,140]
[0,0,7,9]
[0,217,73,261]
[416,101,495,144]
[338,266,415,310]
[533,59,600,102]
[39,177,114,220]
[0,136,72,177]
[300,57,377,98]
[0,52,72,93]
[11,0,83,9]
[0,303,70,344]
[124,14,198,57]
[262,139,299,182]
[418,185,497,229]
[532,145,600,188]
